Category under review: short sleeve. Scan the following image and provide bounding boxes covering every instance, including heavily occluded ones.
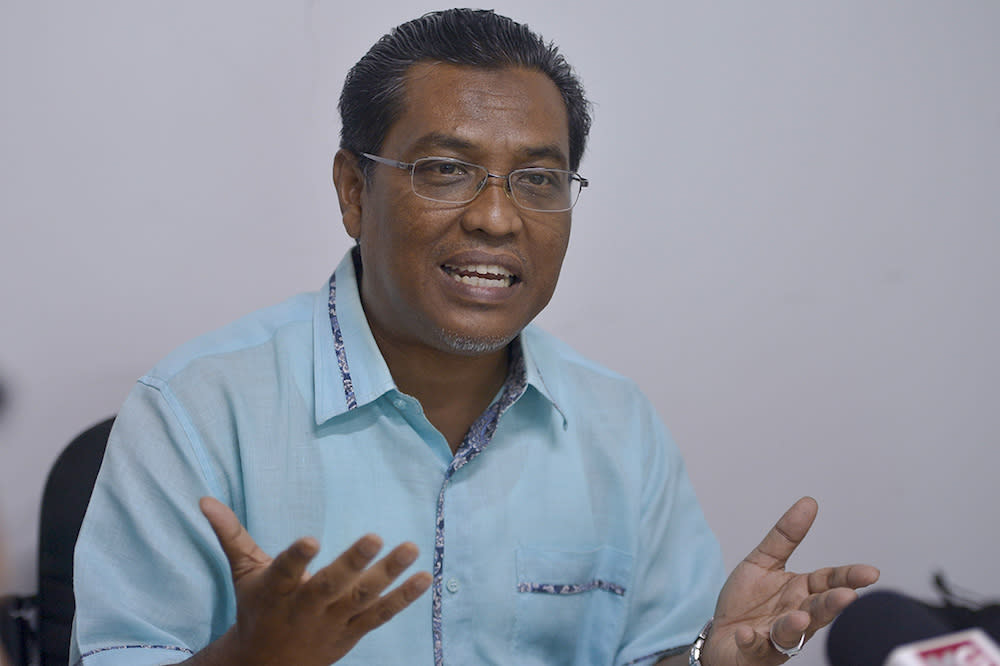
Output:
[70,379,237,666]
[614,407,725,666]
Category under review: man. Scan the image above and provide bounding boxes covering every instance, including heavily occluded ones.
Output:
[71,9,878,666]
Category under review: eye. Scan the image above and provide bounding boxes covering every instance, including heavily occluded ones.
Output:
[411,158,483,201]
[414,159,469,177]
[435,161,464,176]
[524,171,556,187]
[515,169,563,191]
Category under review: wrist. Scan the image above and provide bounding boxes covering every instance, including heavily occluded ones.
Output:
[182,626,256,666]
[689,619,713,666]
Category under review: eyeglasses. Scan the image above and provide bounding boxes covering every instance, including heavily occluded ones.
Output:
[360,153,588,213]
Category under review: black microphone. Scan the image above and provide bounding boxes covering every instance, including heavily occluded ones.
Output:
[827,590,956,666]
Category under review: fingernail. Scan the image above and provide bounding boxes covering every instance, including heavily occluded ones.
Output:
[296,539,317,558]
[405,574,432,601]
[394,547,418,567]
[358,536,381,559]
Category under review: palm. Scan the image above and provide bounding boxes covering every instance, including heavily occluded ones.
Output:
[195,497,431,666]
[703,498,879,666]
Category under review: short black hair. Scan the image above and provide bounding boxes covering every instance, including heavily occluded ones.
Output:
[339,9,592,174]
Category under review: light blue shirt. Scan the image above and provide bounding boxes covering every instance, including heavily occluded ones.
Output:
[71,250,724,666]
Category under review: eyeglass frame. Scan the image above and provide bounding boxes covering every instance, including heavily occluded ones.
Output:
[359,152,589,213]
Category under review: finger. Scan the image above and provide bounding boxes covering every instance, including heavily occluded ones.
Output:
[768,610,811,656]
[731,614,809,660]
[299,534,385,609]
[200,496,272,579]
[807,564,881,593]
[339,542,421,612]
[801,587,859,628]
[745,496,818,570]
[265,536,321,595]
[344,571,432,637]
[733,623,773,660]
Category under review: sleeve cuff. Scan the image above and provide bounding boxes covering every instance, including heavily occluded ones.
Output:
[75,644,193,666]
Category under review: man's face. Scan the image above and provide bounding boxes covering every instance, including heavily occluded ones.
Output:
[338,63,573,356]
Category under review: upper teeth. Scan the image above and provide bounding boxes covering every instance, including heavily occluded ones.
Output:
[444,264,515,287]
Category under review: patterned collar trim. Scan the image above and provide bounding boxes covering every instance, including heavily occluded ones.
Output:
[327,270,358,411]
[326,268,538,418]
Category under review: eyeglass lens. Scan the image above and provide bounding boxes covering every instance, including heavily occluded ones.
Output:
[411,158,581,211]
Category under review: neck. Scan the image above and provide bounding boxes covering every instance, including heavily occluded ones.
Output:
[375,332,510,453]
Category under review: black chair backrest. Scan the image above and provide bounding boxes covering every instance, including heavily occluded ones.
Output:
[37,417,112,666]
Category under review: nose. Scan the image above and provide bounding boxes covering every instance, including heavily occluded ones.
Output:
[459,175,524,237]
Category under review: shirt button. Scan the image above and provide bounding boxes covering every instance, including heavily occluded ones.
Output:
[446,577,460,593]
[393,398,407,410]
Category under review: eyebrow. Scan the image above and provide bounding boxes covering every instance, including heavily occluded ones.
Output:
[519,144,569,166]
[407,132,569,168]
[408,132,476,156]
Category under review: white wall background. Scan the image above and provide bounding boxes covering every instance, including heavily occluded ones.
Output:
[1,2,998,663]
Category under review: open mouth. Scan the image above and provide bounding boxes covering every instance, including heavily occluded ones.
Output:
[441,263,518,288]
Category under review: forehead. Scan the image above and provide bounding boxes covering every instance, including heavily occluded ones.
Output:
[382,62,571,166]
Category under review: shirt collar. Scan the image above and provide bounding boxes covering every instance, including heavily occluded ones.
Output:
[313,249,395,424]
[314,248,567,427]
[518,326,569,429]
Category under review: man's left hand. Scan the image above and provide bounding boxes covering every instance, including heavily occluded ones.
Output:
[699,496,879,665]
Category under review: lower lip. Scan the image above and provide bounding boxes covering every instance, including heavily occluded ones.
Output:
[438,267,520,303]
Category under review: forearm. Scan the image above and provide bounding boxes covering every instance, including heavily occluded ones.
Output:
[656,654,689,666]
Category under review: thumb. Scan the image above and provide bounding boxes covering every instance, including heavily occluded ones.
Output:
[200,496,271,580]
[746,496,818,570]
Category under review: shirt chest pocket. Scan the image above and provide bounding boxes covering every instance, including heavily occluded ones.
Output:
[514,545,633,665]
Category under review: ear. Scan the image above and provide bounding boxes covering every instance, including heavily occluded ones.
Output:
[332,148,365,240]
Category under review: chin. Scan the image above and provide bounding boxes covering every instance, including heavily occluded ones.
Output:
[435,328,518,356]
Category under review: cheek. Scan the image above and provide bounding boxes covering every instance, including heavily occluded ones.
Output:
[527,227,571,308]
[360,211,447,300]
[539,225,571,278]
[359,201,413,260]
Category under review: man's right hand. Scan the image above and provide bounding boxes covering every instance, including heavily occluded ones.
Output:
[185,496,431,666]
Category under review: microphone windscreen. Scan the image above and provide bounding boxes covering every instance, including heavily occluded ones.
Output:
[827,590,953,666]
